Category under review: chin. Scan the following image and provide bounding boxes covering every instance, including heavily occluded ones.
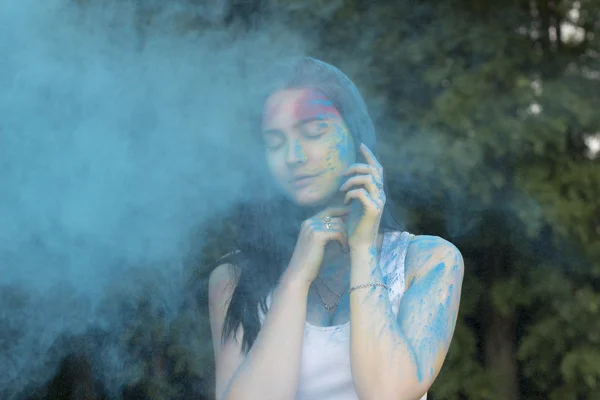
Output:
[293,197,327,208]
[288,188,336,208]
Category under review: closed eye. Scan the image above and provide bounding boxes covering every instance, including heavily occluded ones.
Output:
[302,120,330,138]
[262,130,285,149]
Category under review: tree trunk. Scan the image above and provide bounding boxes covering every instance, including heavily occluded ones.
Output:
[482,246,519,400]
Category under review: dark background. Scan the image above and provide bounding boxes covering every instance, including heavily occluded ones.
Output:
[5,0,600,399]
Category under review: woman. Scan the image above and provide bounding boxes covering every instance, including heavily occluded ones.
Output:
[208,57,463,400]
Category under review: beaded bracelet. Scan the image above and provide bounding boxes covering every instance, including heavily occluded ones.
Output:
[348,282,389,293]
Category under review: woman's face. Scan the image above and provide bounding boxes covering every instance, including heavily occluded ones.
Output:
[261,88,356,207]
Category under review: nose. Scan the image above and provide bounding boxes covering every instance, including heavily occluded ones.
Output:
[286,139,307,165]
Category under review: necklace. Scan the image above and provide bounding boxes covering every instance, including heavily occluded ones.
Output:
[314,276,347,312]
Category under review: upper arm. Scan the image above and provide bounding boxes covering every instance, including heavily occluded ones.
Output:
[208,262,246,400]
[398,235,464,392]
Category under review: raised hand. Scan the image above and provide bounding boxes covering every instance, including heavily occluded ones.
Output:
[339,143,386,248]
[285,206,350,286]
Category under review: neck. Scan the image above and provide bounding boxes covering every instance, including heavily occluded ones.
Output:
[318,242,350,279]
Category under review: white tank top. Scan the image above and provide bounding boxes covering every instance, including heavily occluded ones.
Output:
[263,231,427,400]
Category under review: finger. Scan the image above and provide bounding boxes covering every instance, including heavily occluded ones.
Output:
[315,206,351,219]
[324,226,349,253]
[303,215,345,233]
[343,163,381,180]
[339,174,378,194]
[310,219,349,252]
[318,217,347,234]
[359,143,382,169]
[312,217,344,232]
[344,188,383,211]
[333,231,349,253]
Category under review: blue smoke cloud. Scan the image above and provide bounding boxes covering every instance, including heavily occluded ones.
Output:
[0,0,307,397]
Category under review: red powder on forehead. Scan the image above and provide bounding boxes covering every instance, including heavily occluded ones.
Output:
[262,88,341,127]
[294,89,341,121]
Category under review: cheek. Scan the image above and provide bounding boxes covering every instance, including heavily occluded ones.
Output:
[322,124,355,172]
[265,151,286,183]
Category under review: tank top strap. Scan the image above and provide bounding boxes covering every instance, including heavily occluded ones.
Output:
[381,231,413,316]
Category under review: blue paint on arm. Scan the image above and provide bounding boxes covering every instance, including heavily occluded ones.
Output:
[396,262,449,381]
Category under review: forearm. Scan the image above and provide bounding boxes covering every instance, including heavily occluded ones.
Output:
[348,245,422,400]
[224,272,309,400]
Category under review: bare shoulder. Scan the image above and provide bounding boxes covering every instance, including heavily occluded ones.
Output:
[406,234,461,255]
[208,255,243,348]
[208,258,241,308]
[210,250,242,284]
[405,235,463,285]
[208,256,247,400]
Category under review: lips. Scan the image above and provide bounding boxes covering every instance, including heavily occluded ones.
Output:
[289,173,320,188]
[289,174,319,183]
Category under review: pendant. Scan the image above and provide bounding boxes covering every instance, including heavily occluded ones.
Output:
[322,293,342,311]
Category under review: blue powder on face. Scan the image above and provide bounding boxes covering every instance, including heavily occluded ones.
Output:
[293,140,306,160]
[310,99,334,107]
[333,123,354,165]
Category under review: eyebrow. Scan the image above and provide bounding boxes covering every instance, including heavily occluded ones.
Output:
[262,117,327,135]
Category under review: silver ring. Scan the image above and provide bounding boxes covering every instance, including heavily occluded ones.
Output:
[325,223,331,230]
[323,216,331,222]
